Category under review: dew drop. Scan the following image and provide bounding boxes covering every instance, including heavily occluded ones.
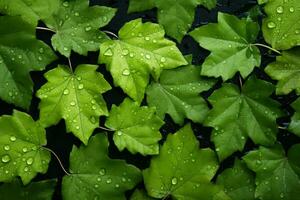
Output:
[63,89,69,95]
[104,48,113,56]
[4,145,10,151]
[122,69,130,76]
[1,155,11,163]
[116,131,123,136]
[62,1,69,7]
[78,84,84,90]
[267,21,276,29]
[122,49,129,56]
[26,157,34,165]
[99,168,106,175]
[74,12,79,17]
[70,101,76,106]
[276,6,284,13]
[289,7,295,13]
[24,166,29,172]
[106,178,112,184]
[10,136,16,142]
[22,147,28,153]
[160,57,166,63]
[85,26,92,31]
[171,177,178,185]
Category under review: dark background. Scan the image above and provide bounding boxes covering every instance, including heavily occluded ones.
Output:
[0,0,299,199]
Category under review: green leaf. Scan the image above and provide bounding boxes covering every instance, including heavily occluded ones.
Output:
[37,64,111,144]
[127,0,155,12]
[0,16,56,109]
[128,0,216,42]
[190,12,261,81]
[143,124,230,200]
[146,61,216,125]
[99,18,187,102]
[0,110,51,184]
[130,189,156,200]
[217,159,255,200]
[105,98,164,155]
[265,48,300,95]
[0,0,59,25]
[0,179,57,200]
[289,98,300,137]
[205,77,283,160]
[243,144,300,200]
[43,0,116,57]
[261,0,300,50]
[62,134,142,200]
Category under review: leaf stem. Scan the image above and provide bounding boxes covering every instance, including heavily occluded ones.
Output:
[42,147,71,176]
[239,75,243,88]
[278,126,287,130]
[36,26,56,33]
[99,126,115,132]
[68,58,74,73]
[251,43,281,54]
[103,30,119,39]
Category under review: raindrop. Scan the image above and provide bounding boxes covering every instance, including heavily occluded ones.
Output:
[1,155,11,163]
[99,168,106,176]
[145,54,151,59]
[104,48,113,56]
[122,69,130,76]
[78,84,84,90]
[4,145,10,151]
[276,6,284,13]
[122,49,129,56]
[106,178,112,184]
[85,26,92,31]
[62,1,69,7]
[289,7,295,13]
[26,157,34,165]
[160,57,166,63]
[116,131,123,136]
[63,89,69,95]
[171,177,178,185]
[10,136,16,142]
[70,101,76,106]
[22,147,28,153]
[24,166,29,172]
[74,12,79,17]
[267,21,276,29]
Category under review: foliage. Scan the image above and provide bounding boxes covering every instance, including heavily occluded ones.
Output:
[0,0,300,199]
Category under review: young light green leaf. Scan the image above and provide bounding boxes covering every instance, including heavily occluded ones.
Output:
[37,64,111,144]
[146,61,216,125]
[99,18,187,102]
[217,159,255,200]
[128,0,216,42]
[130,189,156,200]
[190,12,261,81]
[0,16,56,109]
[43,0,116,57]
[62,134,142,200]
[289,98,300,137]
[0,179,57,200]
[265,48,300,95]
[0,110,51,184]
[243,144,300,200]
[143,124,230,200]
[261,0,300,50]
[205,77,283,160]
[0,0,59,25]
[105,98,164,155]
